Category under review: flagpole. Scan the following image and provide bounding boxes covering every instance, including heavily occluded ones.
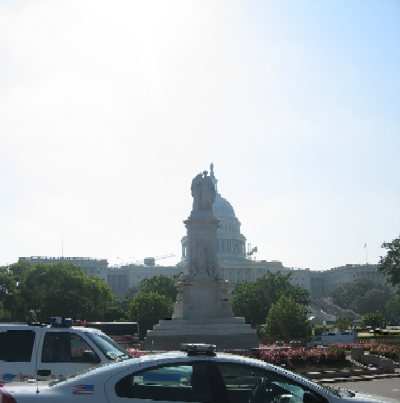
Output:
[364,243,368,265]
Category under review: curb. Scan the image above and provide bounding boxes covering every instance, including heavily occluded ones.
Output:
[305,370,400,383]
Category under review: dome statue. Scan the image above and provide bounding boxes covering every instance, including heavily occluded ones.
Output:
[181,164,247,263]
[191,171,216,212]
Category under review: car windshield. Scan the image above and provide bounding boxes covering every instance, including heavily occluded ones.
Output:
[86,331,129,361]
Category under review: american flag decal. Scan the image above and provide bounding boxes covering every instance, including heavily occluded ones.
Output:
[73,384,94,394]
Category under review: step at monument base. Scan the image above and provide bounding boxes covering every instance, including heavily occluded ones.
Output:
[144,318,258,351]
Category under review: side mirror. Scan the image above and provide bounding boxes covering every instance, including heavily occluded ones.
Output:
[303,391,326,403]
[82,351,101,363]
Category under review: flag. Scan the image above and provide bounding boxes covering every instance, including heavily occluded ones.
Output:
[364,243,367,248]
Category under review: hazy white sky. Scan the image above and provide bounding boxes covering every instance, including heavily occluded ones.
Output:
[0,1,399,270]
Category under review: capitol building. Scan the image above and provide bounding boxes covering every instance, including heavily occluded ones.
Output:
[19,166,385,300]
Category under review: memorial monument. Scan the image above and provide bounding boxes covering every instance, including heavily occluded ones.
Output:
[144,170,258,350]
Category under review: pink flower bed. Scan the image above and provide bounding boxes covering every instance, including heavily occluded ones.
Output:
[369,344,400,360]
[336,343,400,360]
[126,348,148,358]
[258,343,400,368]
[258,345,346,368]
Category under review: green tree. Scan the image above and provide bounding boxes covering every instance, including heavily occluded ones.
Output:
[385,294,400,325]
[8,260,33,281]
[0,267,16,301]
[103,304,128,321]
[350,288,392,315]
[18,263,113,321]
[117,286,140,314]
[232,272,310,328]
[231,282,261,326]
[335,315,353,331]
[0,265,23,320]
[118,275,179,319]
[138,275,179,301]
[129,291,173,339]
[331,278,386,309]
[379,236,400,288]
[361,312,384,330]
[265,296,311,338]
[0,300,10,321]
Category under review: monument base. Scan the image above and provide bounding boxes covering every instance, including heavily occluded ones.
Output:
[172,276,233,320]
[144,317,259,351]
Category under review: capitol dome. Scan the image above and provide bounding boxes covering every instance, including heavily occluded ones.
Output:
[214,194,236,218]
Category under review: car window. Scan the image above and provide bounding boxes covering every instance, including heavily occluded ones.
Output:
[115,362,218,402]
[42,332,99,363]
[215,362,328,403]
[86,330,128,361]
[0,330,35,362]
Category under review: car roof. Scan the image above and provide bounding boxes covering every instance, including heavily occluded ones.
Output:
[0,323,34,328]
[57,351,312,386]
[0,324,97,332]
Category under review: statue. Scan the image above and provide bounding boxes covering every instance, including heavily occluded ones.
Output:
[191,171,216,212]
[191,173,203,212]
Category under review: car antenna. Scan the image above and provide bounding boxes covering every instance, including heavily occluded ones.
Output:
[26,311,41,394]
[34,324,42,394]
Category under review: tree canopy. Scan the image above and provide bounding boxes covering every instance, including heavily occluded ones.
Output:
[352,288,392,315]
[0,266,19,320]
[231,272,310,328]
[0,301,8,321]
[335,316,354,331]
[331,278,392,314]
[379,236,400,288]
[20,263,113,321]
[265,295,311,338]
[120,274,179,339]
[385,294,400,325]
[0,262,113,322]
[361,312,384,329]
[138,274,178,301]
[129,291,173,339]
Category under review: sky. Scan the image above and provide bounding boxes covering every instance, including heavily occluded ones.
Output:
[0,0,399,271]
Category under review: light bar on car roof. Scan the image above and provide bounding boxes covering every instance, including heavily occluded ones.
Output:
[50,316,73,327]
[180,343,217,356]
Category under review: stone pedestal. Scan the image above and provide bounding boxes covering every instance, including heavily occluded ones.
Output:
[144,171,258,351]
[172,272,233,320]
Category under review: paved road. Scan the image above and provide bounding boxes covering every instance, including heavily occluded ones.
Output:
[323,378,400,402]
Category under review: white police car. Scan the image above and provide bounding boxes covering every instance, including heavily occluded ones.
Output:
[0,317,130,383]
[0,344,391,402]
